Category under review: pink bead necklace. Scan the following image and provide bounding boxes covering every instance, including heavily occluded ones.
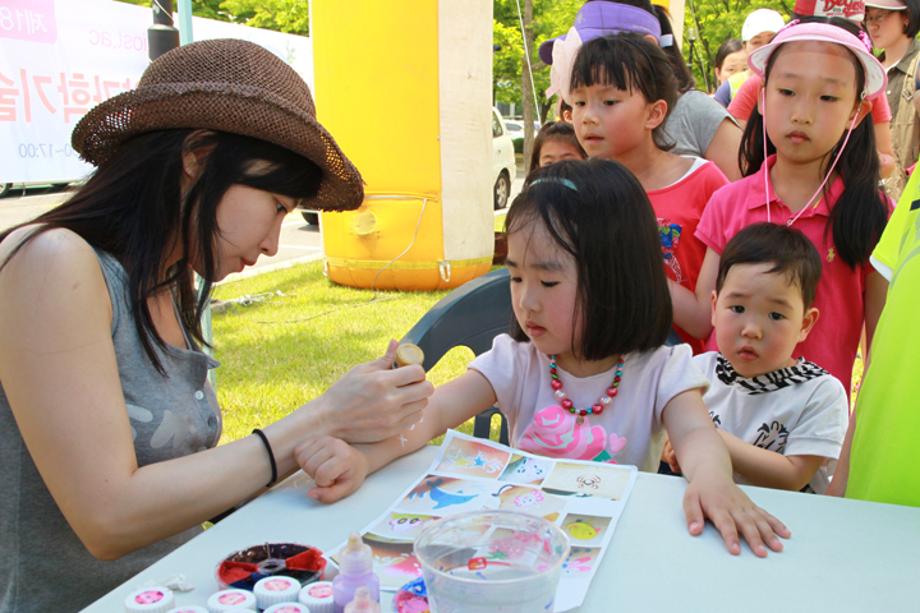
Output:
[548,354,624,417]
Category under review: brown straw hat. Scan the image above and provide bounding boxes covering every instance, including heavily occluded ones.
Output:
[72,38,364,211]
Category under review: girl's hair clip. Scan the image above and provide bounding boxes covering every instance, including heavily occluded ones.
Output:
[659,34,674,48]
[529,177,579,192]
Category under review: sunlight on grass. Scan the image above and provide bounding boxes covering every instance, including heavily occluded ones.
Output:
[211,262,480,443]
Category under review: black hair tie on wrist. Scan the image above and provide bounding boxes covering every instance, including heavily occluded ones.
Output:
[252,428,278,487]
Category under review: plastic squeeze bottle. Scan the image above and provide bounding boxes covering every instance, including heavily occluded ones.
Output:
[343,587,380,613]
[333,533,380,613]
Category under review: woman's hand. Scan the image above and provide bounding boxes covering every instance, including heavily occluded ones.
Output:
[296,436,368,503]
[682,474,790,557]
[317,340,434,444]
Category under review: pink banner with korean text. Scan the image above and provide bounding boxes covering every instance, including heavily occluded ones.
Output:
[0,0,311,183]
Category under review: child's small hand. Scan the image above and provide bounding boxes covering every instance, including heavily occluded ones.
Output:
[295,436,368,503]
[683,476,791,558]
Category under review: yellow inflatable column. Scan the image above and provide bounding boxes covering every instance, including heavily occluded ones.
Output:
[312,0,494,290]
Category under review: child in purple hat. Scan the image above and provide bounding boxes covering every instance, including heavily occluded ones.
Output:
[541,0,744,180]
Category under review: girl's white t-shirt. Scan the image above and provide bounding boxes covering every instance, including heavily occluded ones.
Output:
[470,335,709,471]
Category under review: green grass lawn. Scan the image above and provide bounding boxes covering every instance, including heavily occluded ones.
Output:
[210,261,480,444]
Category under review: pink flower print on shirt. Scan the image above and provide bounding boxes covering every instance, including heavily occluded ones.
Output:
[518,405,627,463]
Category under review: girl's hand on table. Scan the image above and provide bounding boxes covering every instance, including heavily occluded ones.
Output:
[318,340,434,444]
[296,435,368,503]
[683,475,790,558]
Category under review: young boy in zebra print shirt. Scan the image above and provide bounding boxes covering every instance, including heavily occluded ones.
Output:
[664,223,848,493]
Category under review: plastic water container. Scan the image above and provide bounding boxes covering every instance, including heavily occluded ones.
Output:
[413,510,570,613]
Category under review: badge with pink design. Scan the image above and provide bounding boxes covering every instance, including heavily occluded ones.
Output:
[327,430,638,612]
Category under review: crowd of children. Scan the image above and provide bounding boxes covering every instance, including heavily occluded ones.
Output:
[300,16,919,535]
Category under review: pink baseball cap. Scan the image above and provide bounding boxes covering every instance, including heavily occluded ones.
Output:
[748,21,887,96]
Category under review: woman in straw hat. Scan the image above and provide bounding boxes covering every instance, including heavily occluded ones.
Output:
[0,39,432,609]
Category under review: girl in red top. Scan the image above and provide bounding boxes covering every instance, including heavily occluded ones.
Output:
[568,33,729,352]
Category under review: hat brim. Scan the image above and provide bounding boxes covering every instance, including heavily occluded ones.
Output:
[72,83,364,212]
[748,34,887,98]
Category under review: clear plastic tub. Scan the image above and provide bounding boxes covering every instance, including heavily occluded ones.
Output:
[413,510,570,612]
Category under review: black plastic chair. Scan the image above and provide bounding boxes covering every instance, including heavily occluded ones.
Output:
[401,268,511,444]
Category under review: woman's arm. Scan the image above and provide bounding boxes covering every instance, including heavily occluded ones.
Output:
[704,119,743,181]
[0,229,432,559]
[669,247,720,339]
[663,390,790,557]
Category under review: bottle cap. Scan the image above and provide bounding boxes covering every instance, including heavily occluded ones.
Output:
[338,533,373,575]
[206,588,257,612]
[124,587,175,613]
[263,604,311,613]
[298,581,334,613]
[254,575,302,609]
[343,587,380,613]
[166,607,209,613]
[394,343,425,368]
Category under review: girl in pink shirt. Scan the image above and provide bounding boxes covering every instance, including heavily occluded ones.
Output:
[670,21,890,394]
[568,33,729,352]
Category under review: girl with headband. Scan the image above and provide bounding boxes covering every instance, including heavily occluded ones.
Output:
[542,0,744,180]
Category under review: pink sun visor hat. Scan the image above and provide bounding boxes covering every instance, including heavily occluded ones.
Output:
[748,21,887,97]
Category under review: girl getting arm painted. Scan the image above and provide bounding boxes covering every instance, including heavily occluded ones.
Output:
[298,159,790,558]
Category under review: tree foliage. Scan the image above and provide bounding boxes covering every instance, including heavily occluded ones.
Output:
[114,0,308,35]
[493,0,582,120]
[682,0,791,91]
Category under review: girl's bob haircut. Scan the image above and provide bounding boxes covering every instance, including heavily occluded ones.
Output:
[504,159,673,360]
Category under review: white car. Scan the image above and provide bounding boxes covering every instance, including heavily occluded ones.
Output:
[492,108,517,210]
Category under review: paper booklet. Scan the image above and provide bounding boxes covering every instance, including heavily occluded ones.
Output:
[328,429,638,612]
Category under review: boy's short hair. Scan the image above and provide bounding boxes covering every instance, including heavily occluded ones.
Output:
[716,223,822,308]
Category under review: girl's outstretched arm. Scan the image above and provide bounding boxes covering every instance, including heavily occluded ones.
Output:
[663,390,790,557]
[669,247,720,340]
[299,370,498,503]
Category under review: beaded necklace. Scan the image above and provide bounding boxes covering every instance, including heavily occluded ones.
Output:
[548,354,624,418]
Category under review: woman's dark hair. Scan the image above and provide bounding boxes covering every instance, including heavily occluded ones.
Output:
[739,15,887,268]
[528,121,587,172]
[570,33,678,150]
[0,130,322,373]
[589,0,695,92]
[717,223,823,308]
[504,159,672,359]
[715,38,744,71]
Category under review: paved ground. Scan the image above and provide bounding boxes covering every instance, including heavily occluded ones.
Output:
[0,175,524,282]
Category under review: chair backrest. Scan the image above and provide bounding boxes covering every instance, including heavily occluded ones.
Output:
[401,268,511,443]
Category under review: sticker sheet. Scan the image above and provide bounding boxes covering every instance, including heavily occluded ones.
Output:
[329,430,638,612]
